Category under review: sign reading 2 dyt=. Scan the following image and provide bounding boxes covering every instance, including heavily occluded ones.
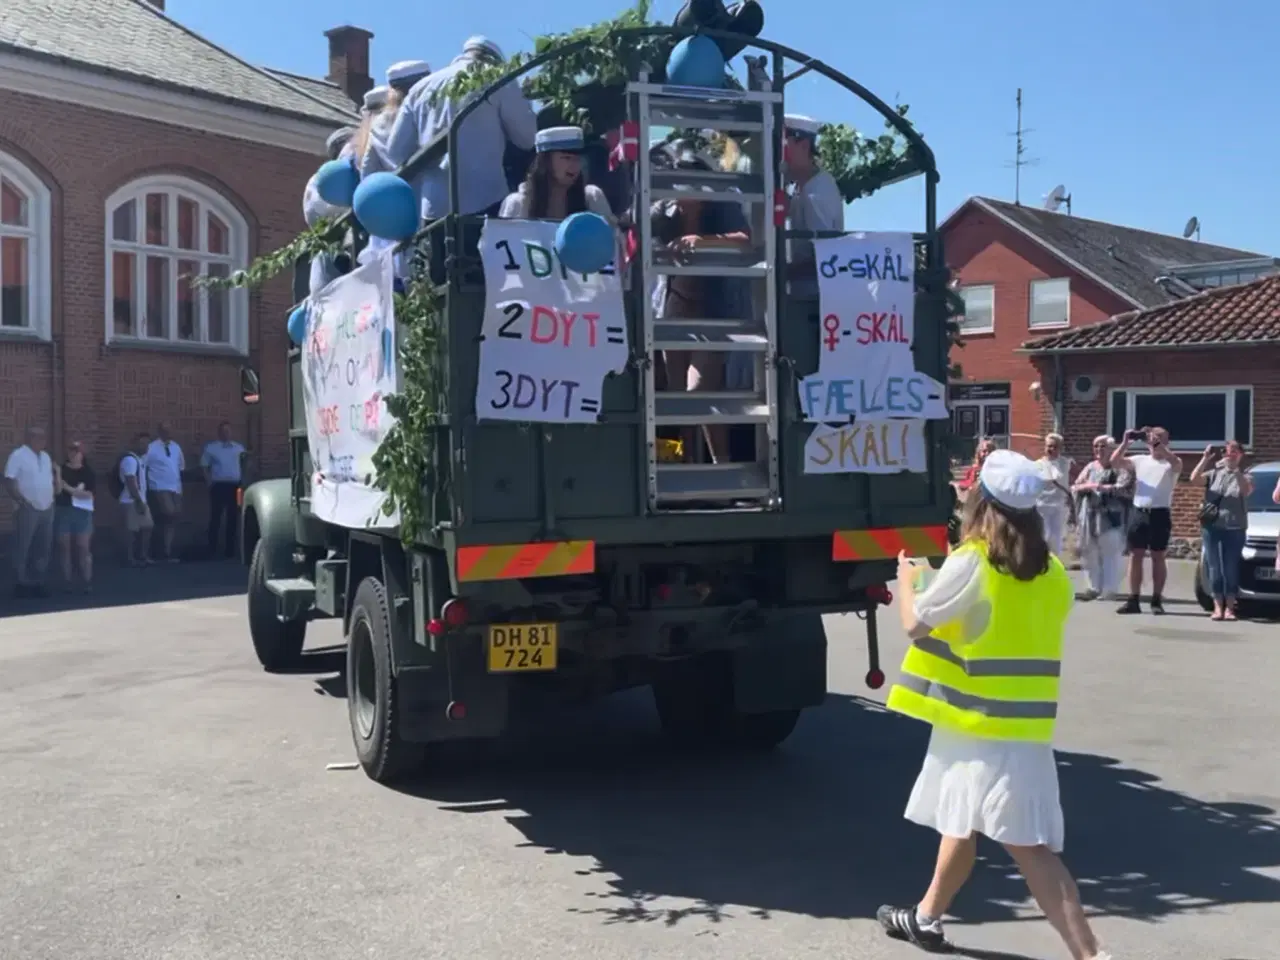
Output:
[476,219,628,424]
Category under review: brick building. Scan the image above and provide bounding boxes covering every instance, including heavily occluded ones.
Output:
[941,196,1274,456]
[0,0,371,555]
[1021,274,1280,546]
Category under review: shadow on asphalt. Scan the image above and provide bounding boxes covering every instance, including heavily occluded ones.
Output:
[0,556,246,618]
[372,691,1280,940]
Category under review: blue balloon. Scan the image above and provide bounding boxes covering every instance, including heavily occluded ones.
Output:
[287,304,309,346]
[555,212,615,275]
[353,173,419,242]
[314,159,359,208]
[665,36,726,89]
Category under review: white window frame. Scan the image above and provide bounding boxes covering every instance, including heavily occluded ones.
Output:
[1028,277,1070,330]
[957,284,995,335]
[103,175,249,354]
[0,149,53,340]
[1108,385,1253,453]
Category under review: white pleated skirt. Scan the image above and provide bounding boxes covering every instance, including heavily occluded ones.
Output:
[904,726,1065,852]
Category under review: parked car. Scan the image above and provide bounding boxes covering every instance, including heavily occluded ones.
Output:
[1195,461,1280,612]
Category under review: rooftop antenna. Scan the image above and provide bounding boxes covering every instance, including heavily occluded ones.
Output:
[1043,184,1072,215]
[1183,216,1201,241]
[1006,87,1039,205]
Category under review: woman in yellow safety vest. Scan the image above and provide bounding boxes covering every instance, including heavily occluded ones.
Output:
[876,449,1110,960]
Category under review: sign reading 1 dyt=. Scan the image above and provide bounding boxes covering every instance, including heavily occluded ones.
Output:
[475,218,629,425]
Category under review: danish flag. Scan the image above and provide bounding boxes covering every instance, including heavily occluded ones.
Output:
[607,121,640,171]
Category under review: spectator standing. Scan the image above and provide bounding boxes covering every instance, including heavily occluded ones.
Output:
[146,423,185,564]
[4,425,55,598]
[1110,426,1181,615]
[54,440,95,593]
[201,422,245,559]
[119,433,153,567]
[1035,433,1075,557]
[1190,441,1252,621]
[954,438,997,503]
[1071,435,1130,600]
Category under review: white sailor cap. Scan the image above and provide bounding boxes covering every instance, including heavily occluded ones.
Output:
[326,126,356,159]
[784,114,822,137]
[362,85,390,111]
[977,449,1045,513]
[536,126,585,153]
[386,60,431,85]
[462,35,505,63]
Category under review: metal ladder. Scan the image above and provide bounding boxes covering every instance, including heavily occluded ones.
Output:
[628,77,782,512]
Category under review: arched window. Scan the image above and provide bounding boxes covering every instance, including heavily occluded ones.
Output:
[105,176,249,352]
[0,150,52,338]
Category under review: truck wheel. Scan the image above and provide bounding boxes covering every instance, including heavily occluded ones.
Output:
[247,540,306,672]
[652,654,801,752]
[346,576,423,784]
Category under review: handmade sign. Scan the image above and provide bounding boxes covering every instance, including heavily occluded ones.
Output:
[803,419,928,475]
[301,249,399,529]
[797,231,947,475]
[476,218,628,424]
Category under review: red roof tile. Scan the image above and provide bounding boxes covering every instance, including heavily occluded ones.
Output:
[1022,273,1280,353]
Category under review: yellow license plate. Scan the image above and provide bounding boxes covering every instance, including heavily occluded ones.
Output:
[487,623,558,673]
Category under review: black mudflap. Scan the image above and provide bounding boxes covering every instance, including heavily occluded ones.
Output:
[731,611,828,714]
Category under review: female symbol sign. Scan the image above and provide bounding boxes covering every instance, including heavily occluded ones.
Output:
[822,313,841,352]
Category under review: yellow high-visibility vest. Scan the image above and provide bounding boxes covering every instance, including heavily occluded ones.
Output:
[886,541,1072,743]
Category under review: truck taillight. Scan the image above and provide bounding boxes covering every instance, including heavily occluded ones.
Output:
[426,618,446,637]
[441,598,469,628]
[866,583,893,606]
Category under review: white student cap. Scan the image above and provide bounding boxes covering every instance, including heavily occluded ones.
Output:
[463,35,505,62]
[362,85,390,111]
[784,114,822,137]
[326,126,355,159]
[385,60,431,84]
[536,126,585,153]
[977,449,1045,513]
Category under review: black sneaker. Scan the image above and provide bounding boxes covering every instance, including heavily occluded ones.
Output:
[1151,595,1165,615]
[876,904,950,952]
[1117,597,1141,614]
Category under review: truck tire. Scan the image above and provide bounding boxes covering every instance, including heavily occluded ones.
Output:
[247,540,306,672]
[652,654,802,752]
[346,576,424,783]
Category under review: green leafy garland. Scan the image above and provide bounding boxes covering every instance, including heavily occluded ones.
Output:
[192,219,345,291]
[372,270,446,542]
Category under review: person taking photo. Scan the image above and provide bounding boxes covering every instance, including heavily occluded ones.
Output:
[1110,426,1180,614]
[1190,440,1252,620]
[877,449,1109,960]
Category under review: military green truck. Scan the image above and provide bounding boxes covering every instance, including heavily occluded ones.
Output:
[235,26,954,784]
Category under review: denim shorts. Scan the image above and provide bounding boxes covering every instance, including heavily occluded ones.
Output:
[55,505,93,537]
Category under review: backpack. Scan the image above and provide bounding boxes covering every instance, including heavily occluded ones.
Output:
[107,453,139,499]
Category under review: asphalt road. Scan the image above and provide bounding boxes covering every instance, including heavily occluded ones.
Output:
[2,562,1278,960]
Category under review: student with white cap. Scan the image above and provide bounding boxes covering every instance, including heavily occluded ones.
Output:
[782,114,844,290]
[498,126,613,220]
[362,85,390,116]
[386,60,431,94]
[385,35,538,218]
[878,448,1110,960]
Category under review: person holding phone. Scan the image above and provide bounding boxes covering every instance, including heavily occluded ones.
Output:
[1110,426,1181,614]
[1190,441,1252,620]
[877,450,1108,960]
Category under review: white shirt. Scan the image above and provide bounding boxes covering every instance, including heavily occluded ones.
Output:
[911,549,991,642]
[4,445,55,511]
[1131,454,1177,509]
[1035,456,1075,509]
[787,168,844,266]
[145,439,185,493]
[118,453,147,505]
[497,183,613,220]
[201,441,245,484]
[386,55,539,219]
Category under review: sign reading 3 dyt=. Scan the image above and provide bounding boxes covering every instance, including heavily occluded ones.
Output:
[475,219,629,424]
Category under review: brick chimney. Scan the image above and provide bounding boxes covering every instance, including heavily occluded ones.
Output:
[324,25,374,106]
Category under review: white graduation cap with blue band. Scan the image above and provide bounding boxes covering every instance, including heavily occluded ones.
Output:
[386,60,431,84]
[784,114,822,137]
[536,126,586,153]
[363,85,389,111]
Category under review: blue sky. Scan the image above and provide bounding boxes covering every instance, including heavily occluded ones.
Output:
[174,0,1277,256]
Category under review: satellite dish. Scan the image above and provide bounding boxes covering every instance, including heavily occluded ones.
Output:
[1043,184,1071,214]
[1183,216,1200,240]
